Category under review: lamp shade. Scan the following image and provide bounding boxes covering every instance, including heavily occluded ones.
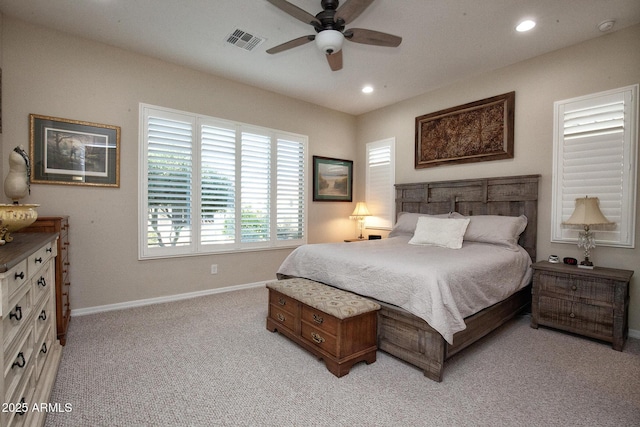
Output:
[315,30,344,54]
[350,202,371,218]
[563,197,611,226]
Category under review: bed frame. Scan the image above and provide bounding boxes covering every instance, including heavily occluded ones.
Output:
[377,174,539,381]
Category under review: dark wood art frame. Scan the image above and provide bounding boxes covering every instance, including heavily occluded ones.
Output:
[312,156,353,202]
[29,114,120,187]
[415,92,515,169]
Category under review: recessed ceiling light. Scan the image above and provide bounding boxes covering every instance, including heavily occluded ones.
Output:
[362,85,374,94]
[516,19,536,32]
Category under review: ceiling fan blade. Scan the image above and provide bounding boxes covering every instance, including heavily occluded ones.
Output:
[266,35,315,54]
[335,0,375,25]
[344,28,402,47]
[266,0,320,26]
[326,50,343,71]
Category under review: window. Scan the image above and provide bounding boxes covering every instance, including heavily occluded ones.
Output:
[139,104,307,259]
[365,138,395,229]
[551,85,638,248]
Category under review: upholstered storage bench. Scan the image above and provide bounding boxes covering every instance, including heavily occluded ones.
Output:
[266,278,380,377]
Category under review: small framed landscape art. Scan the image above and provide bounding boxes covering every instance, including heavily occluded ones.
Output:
[415,91,515,168]
[312,156,353,202]
[30,114,120,187]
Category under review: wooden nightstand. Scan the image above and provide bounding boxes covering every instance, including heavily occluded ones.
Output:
[531,261,633,351]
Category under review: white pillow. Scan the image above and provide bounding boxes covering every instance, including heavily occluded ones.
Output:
[408,216,471,249]
[389,212,455,237]
[462,215,528,250]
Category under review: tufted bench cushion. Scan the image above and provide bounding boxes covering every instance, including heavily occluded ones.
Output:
[266,277,380,320]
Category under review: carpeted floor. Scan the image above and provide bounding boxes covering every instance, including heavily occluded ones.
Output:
[45,286,640,426]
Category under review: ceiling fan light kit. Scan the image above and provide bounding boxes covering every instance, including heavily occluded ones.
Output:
[315,29,344,54]
[266,0,402,71]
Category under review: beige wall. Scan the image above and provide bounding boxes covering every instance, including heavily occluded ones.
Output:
[355,24,640,332]
[0,17,356,310]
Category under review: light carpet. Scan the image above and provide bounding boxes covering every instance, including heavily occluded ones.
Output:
[45,286,640,426]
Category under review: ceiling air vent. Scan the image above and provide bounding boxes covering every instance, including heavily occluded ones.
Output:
[226,29,265,52]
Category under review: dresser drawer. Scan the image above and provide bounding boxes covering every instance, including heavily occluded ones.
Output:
[6,260,28,300]
[536,271,614,305]
[301,321,338,357]
[538,295,613,338]
[34,293,52,341]
[27,242,54,273]
[4,363,35,427]
[3,287,32,348]
[34,323,54,382]
[3,328,34,403]
[31,262,53,305]
[301,305,339,336]
[269,304,297,332]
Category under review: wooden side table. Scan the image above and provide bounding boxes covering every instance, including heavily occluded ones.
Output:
[531,261,633,351]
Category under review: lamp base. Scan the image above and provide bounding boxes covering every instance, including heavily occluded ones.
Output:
[578,263,594,269]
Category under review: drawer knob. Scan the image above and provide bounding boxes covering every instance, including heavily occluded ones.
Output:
[14,271,24,280]
[313,314,324,324]
[12,352,26,369]
[570,312,576,318]
[9,305,23,321]
[277,313,286,322]
[35,256,43,264]
[278,297,286,306]
[571,285,577,291]
[311,332,325,344]
[46,247,52,253]
[41,342,48,354]
[39,310,47,321]
[38,277,47,287]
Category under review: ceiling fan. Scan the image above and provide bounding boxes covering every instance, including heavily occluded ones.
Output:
[266,0,402,71]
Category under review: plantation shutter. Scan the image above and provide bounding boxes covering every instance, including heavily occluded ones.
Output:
[366,138,395,229]
[145,113,194,251]
[200,123,236,245]
[241,131,271,243]
[276,137,306,241]
[552,85,637,247]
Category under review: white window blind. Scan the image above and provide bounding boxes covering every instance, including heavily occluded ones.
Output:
[139,104,307,259]
[551,85,638,248]
[366,138,396,229]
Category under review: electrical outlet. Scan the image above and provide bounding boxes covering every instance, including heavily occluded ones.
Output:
[210,264,218,274]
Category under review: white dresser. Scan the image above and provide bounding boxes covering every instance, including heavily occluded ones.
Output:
[1,233,62,427]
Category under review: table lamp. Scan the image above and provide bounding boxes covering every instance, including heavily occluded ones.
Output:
[350,202,371,240]
[562,196,612,269]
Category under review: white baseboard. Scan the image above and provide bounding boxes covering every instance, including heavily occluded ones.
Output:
[72,281,268,316]
[630,329,640,339]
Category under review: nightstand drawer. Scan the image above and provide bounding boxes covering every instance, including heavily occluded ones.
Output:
[536,272,614,305]
[538,296,613,337]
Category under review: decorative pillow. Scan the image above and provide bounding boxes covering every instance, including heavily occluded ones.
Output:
[408,216,471,249]
[388,212,455,237]
[462,215,528,250]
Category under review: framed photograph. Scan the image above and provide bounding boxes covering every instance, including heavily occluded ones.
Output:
[30,114,120,187]
[312,156,353,202]
[415,91,515,168]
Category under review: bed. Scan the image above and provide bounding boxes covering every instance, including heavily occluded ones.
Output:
[278,174,539,381]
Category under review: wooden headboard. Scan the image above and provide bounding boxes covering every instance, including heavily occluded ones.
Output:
[395,175,539,261]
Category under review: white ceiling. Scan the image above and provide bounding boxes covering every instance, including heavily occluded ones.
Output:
[2,0,639,115]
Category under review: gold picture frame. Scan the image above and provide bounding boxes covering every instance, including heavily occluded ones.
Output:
[415,92,515,168]
[29,114,120,187]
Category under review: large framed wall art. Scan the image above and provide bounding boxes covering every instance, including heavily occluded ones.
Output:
[312,156,353,202]
[415,92,515,168]
[30,114,120,187]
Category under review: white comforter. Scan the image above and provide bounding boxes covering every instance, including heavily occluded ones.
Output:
[277,236,532,344]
